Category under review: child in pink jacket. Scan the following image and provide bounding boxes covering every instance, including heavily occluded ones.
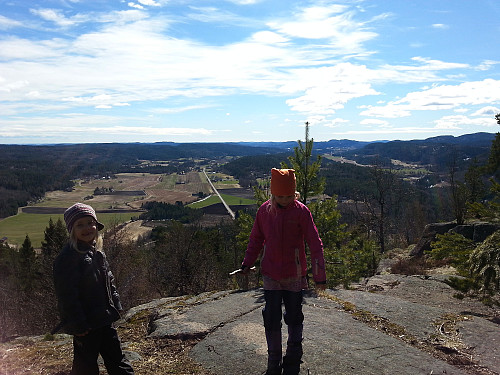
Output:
[241,168,326,375]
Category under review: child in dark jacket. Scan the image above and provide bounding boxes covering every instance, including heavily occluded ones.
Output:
[53,203,134,375]
[241,168,327,375]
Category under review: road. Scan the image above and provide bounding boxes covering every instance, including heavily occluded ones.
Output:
[203,169,235,220]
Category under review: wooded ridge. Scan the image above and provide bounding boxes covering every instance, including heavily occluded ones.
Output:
[0,132,495,219]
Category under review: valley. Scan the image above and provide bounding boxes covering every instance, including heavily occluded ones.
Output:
[0,170,253,247]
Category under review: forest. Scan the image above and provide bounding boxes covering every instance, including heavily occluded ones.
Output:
[0,142,284,218]
[0,133,494,218]
[1,128,499,341]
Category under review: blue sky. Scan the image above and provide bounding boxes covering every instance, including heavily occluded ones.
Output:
[1,0,499,144]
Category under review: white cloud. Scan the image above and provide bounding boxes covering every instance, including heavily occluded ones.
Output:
[226,0,262,4]
[2,32,73,58]
[138,0,161,6]
[328,127,440,137]
[0,15,23,29]
[433,115,496,130]
[471,106,500,117]
[0,80,30,93]
[2,1,499,143]
[385,56,469,73]
[323,118,349,128]
[475,60,499,71]
[267,4,380,54]
[0,117,213,139]
[360,118,390,127]
[3,5,473,122]
[396,79,500,107]
[283,64,380,115]
[151,104,215,115]
[360,104,412,118]
[251,31,289,44]
[432,23,449,29]
[287,82,378,115]
[128,3,145,10]
[361,79,500,118]
[29,8,86,27]
[304,115,327,125]
[186,7,248,25]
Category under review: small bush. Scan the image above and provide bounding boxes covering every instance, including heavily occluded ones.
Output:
[444,276,478,294]
[469,230,500,294]
[390,256,428,275]
[427,232,475,276]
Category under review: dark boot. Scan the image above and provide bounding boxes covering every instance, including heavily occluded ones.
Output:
[282,355,302,375]
[265,329,282,375]
[283,324,303,375]
[264,359,282,375]
[286,324,303,358]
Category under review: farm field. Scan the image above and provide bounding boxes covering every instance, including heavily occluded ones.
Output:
[0,212,135,248]
[0,171,255,248]
[189,193,255,209]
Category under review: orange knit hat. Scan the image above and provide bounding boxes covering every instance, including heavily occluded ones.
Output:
[270,168,296,196]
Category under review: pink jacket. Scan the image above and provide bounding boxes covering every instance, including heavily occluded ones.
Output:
[242,199,326,284]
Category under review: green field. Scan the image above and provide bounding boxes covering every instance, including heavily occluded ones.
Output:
[1,195,255,247]
[0,212,135,248]
[0,171,253,248]
[189,194,255,209]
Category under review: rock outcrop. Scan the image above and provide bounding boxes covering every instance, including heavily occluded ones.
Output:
[409,221,500,257]
[123,275,499,375]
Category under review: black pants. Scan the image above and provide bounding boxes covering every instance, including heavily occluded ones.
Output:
[71,325,134,375]
[262,290,304,367]
[262,290,304,330]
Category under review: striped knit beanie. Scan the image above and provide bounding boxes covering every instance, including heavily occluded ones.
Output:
[270,168,296,196]
[64,203,104,233]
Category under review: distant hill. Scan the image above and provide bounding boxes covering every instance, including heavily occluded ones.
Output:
[234,133,496,160]
[0,132,495,218]
[420,132,495,146]
[234,139,372,152]
[224,132,496,177]
[342,132,496,171]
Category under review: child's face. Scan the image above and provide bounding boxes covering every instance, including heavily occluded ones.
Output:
[73,216,98,244]
[275,195,294,208]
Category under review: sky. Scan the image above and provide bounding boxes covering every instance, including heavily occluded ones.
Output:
[1,0,500,144]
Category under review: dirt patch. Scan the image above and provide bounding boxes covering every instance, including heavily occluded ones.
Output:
[119,220,153,241]
[144,189,197,204]
[111,173,163,191]
[36,173,209,211]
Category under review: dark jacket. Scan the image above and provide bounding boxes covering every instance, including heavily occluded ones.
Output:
[53,241,122,335]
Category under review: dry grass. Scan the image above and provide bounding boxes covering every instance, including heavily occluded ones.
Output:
[0,312,215,375]
[319,291,496,375]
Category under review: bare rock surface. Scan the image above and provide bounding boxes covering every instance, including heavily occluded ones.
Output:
[126,274,499,375]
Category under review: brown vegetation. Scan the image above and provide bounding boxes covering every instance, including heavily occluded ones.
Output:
[0,315,215,375]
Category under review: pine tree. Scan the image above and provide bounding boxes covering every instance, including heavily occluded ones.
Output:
[487,114,500,174]
[283,121,325,204]
[464,158,486,204]
[40,218,67,284]
[469,231,500,295]
[40,218,67,260]
[17,235,37,292]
